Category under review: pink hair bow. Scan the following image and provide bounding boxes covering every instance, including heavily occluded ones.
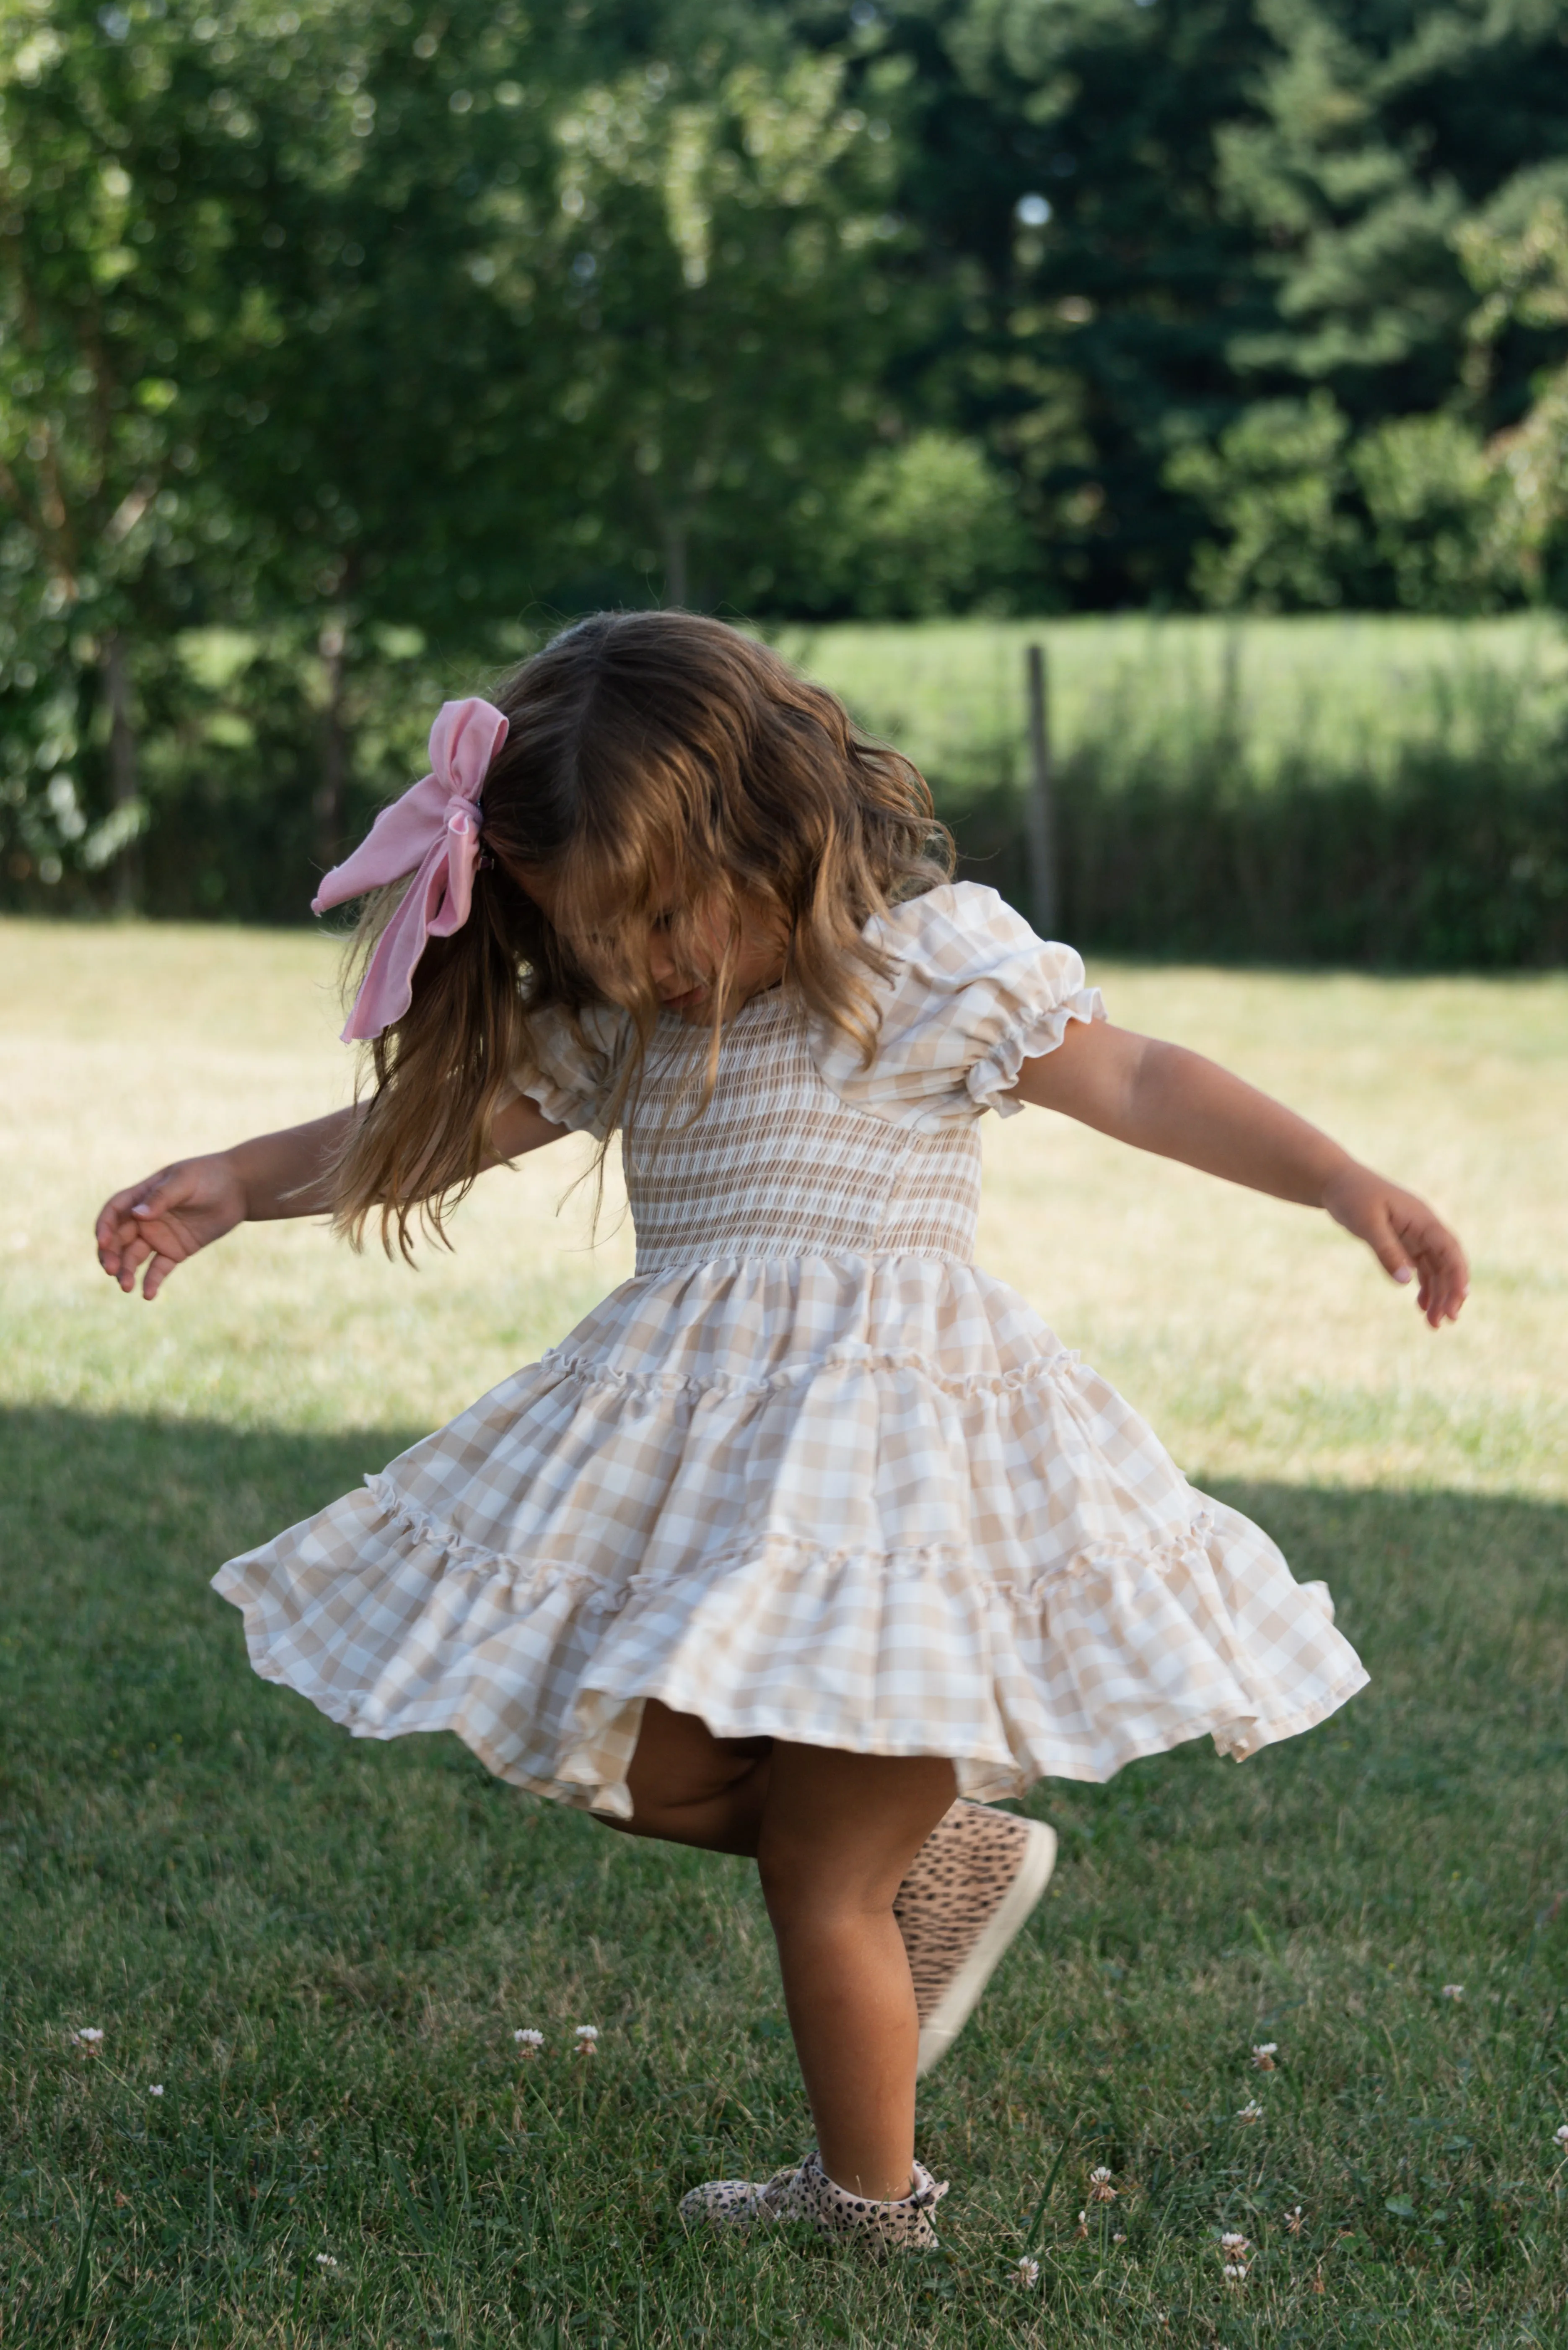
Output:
[311,697,510,1042]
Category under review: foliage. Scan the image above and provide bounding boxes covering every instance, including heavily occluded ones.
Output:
[1168,392,1367,611]
[524,31,907,613]
[1169,398,1514,615]
[840,0,1278,605]
[1354,413,1513,617]
[1462,195,1568,606]
[0,0,329,890]
[1210,0,1568,421]
[6,2,1568,919]
[823,428,1031,617]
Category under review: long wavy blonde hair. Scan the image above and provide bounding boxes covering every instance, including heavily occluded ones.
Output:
[331,610,954,1256]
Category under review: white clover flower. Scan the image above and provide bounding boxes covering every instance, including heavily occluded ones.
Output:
[1087,2164,1117,2202]
[1220,2231,1250,2255]
[1236,2100,1263,2124]
[1286,2204,1305,2234]
[1223,2261,1249,2283]
[513,2028,544,2052]
[314,2253,338,2269]
[574,2024,599,2052]
[149,2083,164,2098]
[68,2028,105,2046]
[1014,2255,1039,2287]
[1553,2124,1568,2149]
[1441,1983,1464,2000]
[1112,2229,1127,2244]
[1251,2042,1278,2071]
[1075,2208,1089,2237]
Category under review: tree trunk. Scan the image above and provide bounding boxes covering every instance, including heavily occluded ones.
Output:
[315,620,348,881]
[661,515,689,610]
[102,628,140,915]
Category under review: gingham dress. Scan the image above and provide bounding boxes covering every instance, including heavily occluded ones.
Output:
[214,882,1368,1816]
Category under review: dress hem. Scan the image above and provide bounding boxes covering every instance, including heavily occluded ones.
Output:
[210,1573,1371,1820]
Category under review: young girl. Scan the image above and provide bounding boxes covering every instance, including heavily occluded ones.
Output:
[96,612,1467,2254]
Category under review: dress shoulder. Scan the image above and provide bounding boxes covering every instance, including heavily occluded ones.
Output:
[809,880,1105,1129]
[512,999,630,1138]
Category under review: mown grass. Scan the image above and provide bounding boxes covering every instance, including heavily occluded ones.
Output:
[3,919,1566,2347]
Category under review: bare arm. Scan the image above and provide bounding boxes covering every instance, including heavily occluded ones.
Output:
[1011,1018,1468,1328]
[95,1091,568,1301]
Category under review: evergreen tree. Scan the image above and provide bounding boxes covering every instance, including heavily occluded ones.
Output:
[1215,0,1568,432]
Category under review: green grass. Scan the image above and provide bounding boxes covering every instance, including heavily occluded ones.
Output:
[772,613,1568,810]
[3,920,1567,2345]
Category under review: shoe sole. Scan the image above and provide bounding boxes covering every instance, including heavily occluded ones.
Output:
[914,1817,1058,2078]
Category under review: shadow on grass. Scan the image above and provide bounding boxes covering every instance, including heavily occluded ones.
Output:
[3,1406,1566,2347]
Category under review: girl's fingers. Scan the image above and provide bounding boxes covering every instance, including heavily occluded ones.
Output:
[1368,1207,1415,1285]
[1404,1221,1468,1326]
[96,1171,176,1266]
[116,1232,153,1292]
[140,1250,179,1302]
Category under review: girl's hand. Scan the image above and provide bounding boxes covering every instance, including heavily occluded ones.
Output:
[96,1155,249,1301]
[1321,1164,1469,1328]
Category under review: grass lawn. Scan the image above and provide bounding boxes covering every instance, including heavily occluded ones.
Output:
[2,917,1566,2347]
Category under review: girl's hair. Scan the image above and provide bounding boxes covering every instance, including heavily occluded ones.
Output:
[332,609,953,1256]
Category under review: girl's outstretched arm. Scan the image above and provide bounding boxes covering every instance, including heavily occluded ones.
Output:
[94,1094,566,1301]
[1011,1019,1468,1328]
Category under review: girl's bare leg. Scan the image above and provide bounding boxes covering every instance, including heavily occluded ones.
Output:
[757,1742,954,2199]
[618,1698,773,1855]
[618,1701,956,2201]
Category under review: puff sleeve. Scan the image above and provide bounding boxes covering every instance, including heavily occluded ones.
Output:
[809,881,1105,1130]
[511,1000,630,1139]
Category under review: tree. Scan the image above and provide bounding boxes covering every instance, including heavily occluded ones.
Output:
[825,428,1029,614]
[1461,195,1568,606]
[0,0,294,904]
[787,0,1283,605]
[508,23,909,613]
[1215,0,1568,431]
[166,0,596,875]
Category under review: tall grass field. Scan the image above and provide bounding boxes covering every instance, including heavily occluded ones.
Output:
[26,613,1568,966]
[2,918,1566,2347]
[779,615,1568,969]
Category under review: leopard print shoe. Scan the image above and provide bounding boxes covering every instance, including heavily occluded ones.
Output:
[678,2162,816,2232]
[894,1800,1058,2077]
[680,2150,948,2253]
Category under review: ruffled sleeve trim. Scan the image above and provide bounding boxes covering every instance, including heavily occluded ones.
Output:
[809,880,1105,1131]
[511,1000,630,1140]
[967,979,1105,1121]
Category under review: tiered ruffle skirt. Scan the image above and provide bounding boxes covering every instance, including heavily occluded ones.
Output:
[214,1256,1368,1815]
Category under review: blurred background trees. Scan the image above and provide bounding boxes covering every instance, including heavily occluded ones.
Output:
[3,0,1568,944]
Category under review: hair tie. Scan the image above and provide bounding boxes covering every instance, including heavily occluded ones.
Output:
[311,698,510,1042]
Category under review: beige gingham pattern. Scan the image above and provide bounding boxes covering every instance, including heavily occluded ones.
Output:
[214,886,1368,1815]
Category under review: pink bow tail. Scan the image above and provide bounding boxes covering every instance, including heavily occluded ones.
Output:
[309,696,510,1042]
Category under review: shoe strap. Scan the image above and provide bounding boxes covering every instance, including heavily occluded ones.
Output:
[807,2150,950,2214]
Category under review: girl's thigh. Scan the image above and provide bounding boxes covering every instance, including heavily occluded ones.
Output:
[624,1696,772,1816]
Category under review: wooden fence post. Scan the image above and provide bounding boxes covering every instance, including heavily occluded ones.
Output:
[1024,641,1057,938]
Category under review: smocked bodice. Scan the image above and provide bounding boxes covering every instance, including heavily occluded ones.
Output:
[512,880,1108,1277]
[626,990,982,1273]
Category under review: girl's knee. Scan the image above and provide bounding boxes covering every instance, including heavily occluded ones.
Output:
[756,1826,894,1929]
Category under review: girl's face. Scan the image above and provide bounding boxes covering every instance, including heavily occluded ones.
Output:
[520,864,787,1020]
